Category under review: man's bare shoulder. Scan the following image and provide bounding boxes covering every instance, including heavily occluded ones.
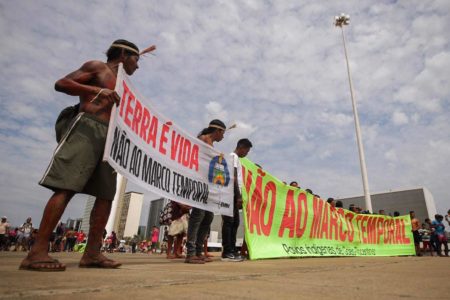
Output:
[79,60,108,71]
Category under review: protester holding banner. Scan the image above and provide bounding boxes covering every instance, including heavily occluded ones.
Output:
[185,120,227,264]
[410,211,423,256]
[432,214,449,256]
[222,138,253,262]
[19,39,155,271]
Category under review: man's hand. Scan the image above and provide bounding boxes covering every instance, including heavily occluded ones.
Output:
[94,88,120,106]
[237,197,243,209]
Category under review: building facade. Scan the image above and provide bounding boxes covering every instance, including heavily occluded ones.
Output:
[336,187,437,222]
[80,196,96,234]
[145,198,166,239]
[115,192,144,239]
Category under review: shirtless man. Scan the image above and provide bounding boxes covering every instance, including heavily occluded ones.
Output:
[185,120,226,264]
[20,40,155,271]
[410,211,422,257]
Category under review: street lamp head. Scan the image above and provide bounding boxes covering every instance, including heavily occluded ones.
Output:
[334,13,350,27]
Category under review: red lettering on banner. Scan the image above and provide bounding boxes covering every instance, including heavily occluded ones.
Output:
[279,190,296,238]
[320,200,329,240]
[345,212,355,242]
[181,138,191,167]
[376,217,384,244]
[389,220,396,244]
[278,190,308,238]
[169,131,199,171]
[355,215,363,242]
[119,80,130,117]
[296,193,308,238]
[248,171,263,235]
[159,123,169,155]
[242,166,253,223]
[140,108,150,141]
[400,219,411,244]
[170,131,181,160]
[177,137,184,164]
[361,215,369,244]
[337,208,347,242]
[329,207,339,241]
[131,99,142,134]
[395,219,402,244]
[124,91,135,128]
[147,116,158,147]
[366,216,377,244]
[260,181,276,236]
[190,145,199,171]
[310,197,323,239]
[383,220,390,244]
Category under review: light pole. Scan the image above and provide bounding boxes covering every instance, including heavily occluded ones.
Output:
[334,13,373,213]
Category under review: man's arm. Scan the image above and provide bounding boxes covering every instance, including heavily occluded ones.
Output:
[234,167,242,209]
[54,60,119,105]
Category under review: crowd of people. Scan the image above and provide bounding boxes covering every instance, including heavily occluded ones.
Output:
[0,218,90,253]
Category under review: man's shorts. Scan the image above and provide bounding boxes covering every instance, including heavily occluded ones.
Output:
[39,113,116,200]
[412,230,421,245]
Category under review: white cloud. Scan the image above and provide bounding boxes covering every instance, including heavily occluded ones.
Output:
[392,111,409,125]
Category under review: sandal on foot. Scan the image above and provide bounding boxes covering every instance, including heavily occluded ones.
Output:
[79,259,121,269]
[19,259,66,272]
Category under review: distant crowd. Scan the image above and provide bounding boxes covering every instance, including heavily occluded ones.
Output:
[3,206,449,258]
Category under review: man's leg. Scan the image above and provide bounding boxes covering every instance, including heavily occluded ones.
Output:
[79,198,121,268]
[196,211,214,259]
[231,206,240,255]
[166,235,174,258]
[19,190,74,270]
[221,215,233,257]
[185,208,205,264]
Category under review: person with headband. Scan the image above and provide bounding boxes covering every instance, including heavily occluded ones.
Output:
[185,119,227,264]
[19,39,155,271]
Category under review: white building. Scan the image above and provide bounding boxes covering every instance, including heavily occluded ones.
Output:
[86,192,143,239]
[80,196,96,234]
[115,192,144,239]
[336,187,437,222]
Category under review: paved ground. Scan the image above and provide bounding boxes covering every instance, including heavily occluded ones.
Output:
[0,251,448,300]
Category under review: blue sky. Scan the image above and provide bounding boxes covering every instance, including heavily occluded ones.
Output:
[0,0,449,227]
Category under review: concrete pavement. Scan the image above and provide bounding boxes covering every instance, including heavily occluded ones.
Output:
[0,251,448,299]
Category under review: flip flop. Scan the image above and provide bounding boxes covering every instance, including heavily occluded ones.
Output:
[79,259,122,269]
[19,259,66,272]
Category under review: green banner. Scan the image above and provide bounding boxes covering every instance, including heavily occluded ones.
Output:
[240,158,415,259]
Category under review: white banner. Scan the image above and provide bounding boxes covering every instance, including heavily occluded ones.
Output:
[104,65,234,216]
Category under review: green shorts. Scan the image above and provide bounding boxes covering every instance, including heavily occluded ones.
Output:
[40,113,116,200]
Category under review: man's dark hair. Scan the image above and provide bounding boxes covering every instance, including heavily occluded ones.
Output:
[198,119,226,137]
[305,188,312,194]
[335,200,343,208]
[106,39,139,61]
[289,181,298,186]
[237,138,253,149]
[327,198,334,203]
[393,211,400,217]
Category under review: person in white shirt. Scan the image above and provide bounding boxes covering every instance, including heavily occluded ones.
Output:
[221,138,253,261]
[0,216,10,251]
